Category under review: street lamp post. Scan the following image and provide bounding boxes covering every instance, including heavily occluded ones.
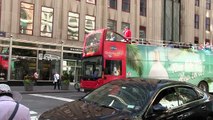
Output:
[7,35,12,81]
[60,41,64,76]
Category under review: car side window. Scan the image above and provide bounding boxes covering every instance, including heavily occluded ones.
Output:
[195,88,204,99]
[153,87,179,110]
[176,87,199,104]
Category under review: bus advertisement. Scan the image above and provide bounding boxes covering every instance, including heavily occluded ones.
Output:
[80,29,213,92]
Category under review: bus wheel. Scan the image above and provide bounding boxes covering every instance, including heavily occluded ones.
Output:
[198,81,209,92]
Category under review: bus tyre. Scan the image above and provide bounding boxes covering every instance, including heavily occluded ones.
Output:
[198,81,209,92]
[74,83,80,92]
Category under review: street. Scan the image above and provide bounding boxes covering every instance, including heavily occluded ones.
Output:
[20,92,86,120]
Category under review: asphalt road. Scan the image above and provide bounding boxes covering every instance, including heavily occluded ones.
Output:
[20,92,86,120]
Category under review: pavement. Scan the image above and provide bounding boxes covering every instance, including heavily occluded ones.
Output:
[10,83,79,94]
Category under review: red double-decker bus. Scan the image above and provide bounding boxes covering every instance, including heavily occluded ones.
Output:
[80,29,129,91]
[81,28,213,93]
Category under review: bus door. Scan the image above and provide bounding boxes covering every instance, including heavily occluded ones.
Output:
[104,59,124,83]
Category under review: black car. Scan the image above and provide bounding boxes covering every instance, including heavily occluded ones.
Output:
[39,78,213,120]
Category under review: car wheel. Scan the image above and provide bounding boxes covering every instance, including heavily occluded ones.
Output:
[198,81,209,92]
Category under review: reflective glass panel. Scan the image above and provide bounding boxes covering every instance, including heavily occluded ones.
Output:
[68,12,79,40]
[85,15,95,35]
[40,7,53,37]
[20,2,34,35]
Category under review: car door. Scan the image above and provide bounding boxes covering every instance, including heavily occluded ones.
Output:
[145,87,180,120]
[174,86,207,120]
[144,86,207,120]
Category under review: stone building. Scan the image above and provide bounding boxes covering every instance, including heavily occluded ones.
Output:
[0,0,212,82]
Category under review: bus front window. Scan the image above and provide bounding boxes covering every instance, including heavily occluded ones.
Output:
[82,56,102,80]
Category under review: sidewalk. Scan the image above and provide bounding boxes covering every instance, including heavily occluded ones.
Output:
[11,83,78,94]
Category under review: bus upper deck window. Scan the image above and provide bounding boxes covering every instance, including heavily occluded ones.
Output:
[106,31,126,42]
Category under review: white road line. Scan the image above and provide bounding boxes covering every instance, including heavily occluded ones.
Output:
[30,111,37,115]
[30,111,38,120]
[29,94,75,102]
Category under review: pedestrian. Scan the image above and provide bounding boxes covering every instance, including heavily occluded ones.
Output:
[53,72,60,90]
[0,84,30,120]
[123,26,132,41]
[33,71,39,85]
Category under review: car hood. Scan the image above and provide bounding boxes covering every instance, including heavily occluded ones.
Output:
[38,100,132,120]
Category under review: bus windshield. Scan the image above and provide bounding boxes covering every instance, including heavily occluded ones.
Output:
[82,56,102,80]
[84,32,101,55]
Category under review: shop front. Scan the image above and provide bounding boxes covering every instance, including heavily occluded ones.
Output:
[0,38,82,82]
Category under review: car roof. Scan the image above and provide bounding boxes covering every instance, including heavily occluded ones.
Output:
[109,78,190,92]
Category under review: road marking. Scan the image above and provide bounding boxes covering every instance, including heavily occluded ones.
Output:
[29,94,75,102]
[30,111,37,115]
[30,110,38,120]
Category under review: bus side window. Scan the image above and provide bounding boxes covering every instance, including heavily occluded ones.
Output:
[113,64,120,76]
[105,60,122,76]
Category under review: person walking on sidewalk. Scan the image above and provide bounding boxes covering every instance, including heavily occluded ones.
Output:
[53,72,60,90]
[0,84,30,120]
[33,71,39,85]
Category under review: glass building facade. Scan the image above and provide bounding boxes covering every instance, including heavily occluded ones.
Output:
[0,39,82,82]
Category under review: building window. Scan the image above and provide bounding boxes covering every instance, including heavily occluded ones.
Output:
[195,0,199,6]
[206,0,211,10]
[122,0,130,12]
[206,17,210,31]
[20,2,34,35]
[195,14,199,29]
[108,0,117,9]
[107,19,117,31]
[194,37,199,44]
[139,26,146,39]
[40,7,54,37]
[121,22,130,34]
[140,0,146,16]
[164,0,180,42]
[85,15,95,35]
[86,0,96,4]
[68,12,79,41]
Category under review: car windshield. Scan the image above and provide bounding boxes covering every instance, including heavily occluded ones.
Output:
[83,80,151,113]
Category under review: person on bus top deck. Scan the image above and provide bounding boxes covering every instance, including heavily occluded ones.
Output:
[123,26,132,41]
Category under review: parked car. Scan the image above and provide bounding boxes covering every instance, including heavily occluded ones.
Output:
[38,78,213,120]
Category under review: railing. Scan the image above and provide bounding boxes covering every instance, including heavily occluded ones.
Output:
[130,38,212,51]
